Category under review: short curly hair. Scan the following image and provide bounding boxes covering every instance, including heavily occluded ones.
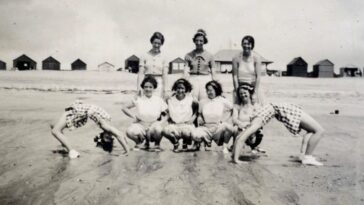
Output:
[205,80,223,96]
[171,78,193,93]
[141,75,158,89]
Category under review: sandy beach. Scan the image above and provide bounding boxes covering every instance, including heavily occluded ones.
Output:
[0,71,363,205]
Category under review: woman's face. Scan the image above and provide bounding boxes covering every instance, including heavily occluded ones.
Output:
[175,83,187,99]
[238,88,250,102]
[143,82,155,97]
[152,38,162,50]
[194,36,204,50]
[206,85,217,99]
[242,39,252,54]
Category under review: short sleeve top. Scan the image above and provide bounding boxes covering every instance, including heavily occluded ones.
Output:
[139,51,167,76]
[132,95,168,123]
[200,96,233,124]
[185,49,214,75]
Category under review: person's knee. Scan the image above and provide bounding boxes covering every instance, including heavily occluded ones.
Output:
[126,126,139,138]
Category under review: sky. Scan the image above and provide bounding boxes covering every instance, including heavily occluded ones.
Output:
[0,0,363,71]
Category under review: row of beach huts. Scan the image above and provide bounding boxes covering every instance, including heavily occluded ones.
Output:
[0,49,362,78]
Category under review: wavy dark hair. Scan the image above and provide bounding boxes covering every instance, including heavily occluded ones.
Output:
[171,78,193,93]
[141,75,158,89]
[205,80,223,97]
[94,131,114,153]
[150,32,165,45]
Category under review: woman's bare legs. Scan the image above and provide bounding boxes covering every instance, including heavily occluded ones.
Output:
[299,111,325,155]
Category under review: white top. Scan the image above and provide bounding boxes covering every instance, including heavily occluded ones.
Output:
[140,51,167,75]
[132,95,168,123]
[200,96,233,124]
[167,94,194,123]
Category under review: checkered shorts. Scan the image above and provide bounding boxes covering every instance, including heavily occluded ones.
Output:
[254,103,302,135]
[65,101,111,130]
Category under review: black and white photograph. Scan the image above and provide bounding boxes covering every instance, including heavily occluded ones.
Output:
[0,0,363,204]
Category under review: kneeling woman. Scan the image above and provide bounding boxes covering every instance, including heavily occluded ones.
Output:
[51,100,129,159]
[122,76,168,151]
[193,80,234,152]
[163,78,198,152]
[232,101,325,166]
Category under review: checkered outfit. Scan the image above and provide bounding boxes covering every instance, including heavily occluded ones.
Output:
[254,103,302,135]
[65,100,111,130]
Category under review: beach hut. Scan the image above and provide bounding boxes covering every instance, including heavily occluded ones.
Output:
[98,62,115,72]
[312,59,334,78]
[13,54,37,70]
[266,68,281,77]
[125,55,139,73]
[214,49,239,73]
[169,57,185,74]
[71,59,86,70]
[0,60,6,70]
[339,64,360,77]
[214,49,273,74]
[42,56,60,70]
[286,57,307,77]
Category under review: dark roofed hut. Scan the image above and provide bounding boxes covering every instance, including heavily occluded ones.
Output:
[42,56,60,70]
[13,54,37,70]
[340,64,361,77]
[312,59,334,78]
[71,59,87,70]
[169,57,185,74]
[125,55,140,73]
[0,60,6,70]
[286,57,307,77]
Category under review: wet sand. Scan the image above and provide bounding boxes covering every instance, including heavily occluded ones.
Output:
[0,72,363,205]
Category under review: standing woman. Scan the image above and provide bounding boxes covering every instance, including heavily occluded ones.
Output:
[232,35,263,104]
[184,29,216,100]
[137,32,168,98]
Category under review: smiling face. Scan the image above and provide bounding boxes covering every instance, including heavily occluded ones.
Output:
[238,87,251,103]
[143,82,155,97]
[242,39,253,55]
[175,83,187,100]
[194,35,205,50]
[152,38,162,51]
[206,85,217,99]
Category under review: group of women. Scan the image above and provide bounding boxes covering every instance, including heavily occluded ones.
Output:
[51,29,325,166]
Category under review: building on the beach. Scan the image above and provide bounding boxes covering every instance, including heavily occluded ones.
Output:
[312,59,334,78]
[98,62,115,72]
[13,54,37,70]
[266,68,281,77]
[125,55,140,73]
[42,56,60,70]
[339,64,362,77]
[214,49,273,74]
[71,59,87,70]
[286,57,307,77]
[169,57,185,74]
[0,60,6,70]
